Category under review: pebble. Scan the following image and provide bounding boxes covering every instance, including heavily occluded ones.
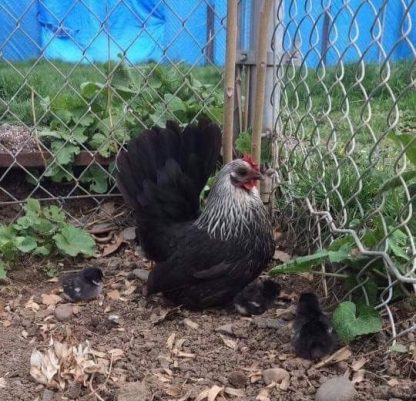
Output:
[54,304,73,322]
[215,323,234,336]
[228,371,247,388]
[262,368,290,386]
[122,227,136,241]
[253,317,285,329]
[315,376,357,401]
[130,269,150,282]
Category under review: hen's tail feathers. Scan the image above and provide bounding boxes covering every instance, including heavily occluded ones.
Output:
[117,119,221,229]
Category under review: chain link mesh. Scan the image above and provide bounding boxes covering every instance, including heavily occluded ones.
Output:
[272,0,415,339]
[0,0,225,225]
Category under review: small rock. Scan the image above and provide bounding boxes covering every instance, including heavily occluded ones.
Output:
[122,227,136,241]
[130,269,150,282]
[54,304,73,322]
[42,389,56,401]
[66,382,81,399]
[215,323,234,336]
[228,371,247,388]
[262,368,290,386]
[315,376,357,401]
[108,314,120,324]
[118,381,149,401]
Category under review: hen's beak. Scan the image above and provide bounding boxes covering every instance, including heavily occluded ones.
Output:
[250,171,264,181]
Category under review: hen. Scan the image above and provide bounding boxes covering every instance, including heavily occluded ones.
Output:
[117,120,275,309]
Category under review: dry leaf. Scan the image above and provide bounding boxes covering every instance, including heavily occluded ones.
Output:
[25,296,40,312]
[352,369,366,383]
[107,289,121,300]
[219,334,237,350]
[101,234,124,257]
[256,388,270,401]
[0,377,7,388]
[166,333,176,350]
[195,385,223,401]
[41,293,62,307]
[388,378,399,387]
[224,387,245,397]
[164,385,182,397]
[273,250,291,262]
[314,346,352,368]
[183,318,199,330]
[351,357,368,371]
[151,306,181,325]
[2,320,11,328]
[123,282,137,296]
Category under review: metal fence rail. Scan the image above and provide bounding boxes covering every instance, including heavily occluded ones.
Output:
[271,0,416,339]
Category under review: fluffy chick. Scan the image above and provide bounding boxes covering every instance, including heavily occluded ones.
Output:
[61,267,104,302]
[233,279,281,316]
[292,292,336,360]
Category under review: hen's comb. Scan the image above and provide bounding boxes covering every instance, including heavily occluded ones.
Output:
[242,154,260,171]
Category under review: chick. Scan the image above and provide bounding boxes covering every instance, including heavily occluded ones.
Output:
[61,267,104,302]
[233,279,281,316]
[292,292,336,360]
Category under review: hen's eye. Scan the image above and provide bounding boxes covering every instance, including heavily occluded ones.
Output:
[237,168,248,176]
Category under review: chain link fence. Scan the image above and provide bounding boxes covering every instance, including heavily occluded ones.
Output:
[0,0,225,224]
[271,0,415,339]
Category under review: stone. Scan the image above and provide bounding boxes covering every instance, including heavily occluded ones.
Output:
[54,304,73,322]
[228,371,247,388]
[315,376,357,401]
[131,269,149,282]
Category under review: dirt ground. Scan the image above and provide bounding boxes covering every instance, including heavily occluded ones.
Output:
[0,213,415,401]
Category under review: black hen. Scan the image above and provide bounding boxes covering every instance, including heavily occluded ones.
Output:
[233,279,280,315]
[292,292,336,360]
[117,120,275,309]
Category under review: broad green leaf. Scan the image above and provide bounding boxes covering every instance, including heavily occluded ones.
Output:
[164,94,187,113]
[51,141,80,165]
[33,245,50,256]
[0,261,6,279]
[80,81,104,99]
[80,166,109,194]
[44,206,66,225]
[53,226,96,257]
[15,236,37,253]
[389,132,416,166]
[332,301,382,344]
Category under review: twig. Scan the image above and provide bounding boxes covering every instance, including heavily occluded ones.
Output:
[223,0,238,163]
[89,373,105,401]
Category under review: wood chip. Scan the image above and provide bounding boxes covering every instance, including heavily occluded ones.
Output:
[351,357,368,371]
[224,387,245,397]
[166,333,176,350]
[41,293,62,307]
[107,289,121,300]
[195,385,224,401]
[101,234,124,257]
[219,334,237,350]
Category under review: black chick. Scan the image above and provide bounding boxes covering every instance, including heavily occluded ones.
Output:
[233,279,281,316]
[61,267,104,302]
[292,292,336,360]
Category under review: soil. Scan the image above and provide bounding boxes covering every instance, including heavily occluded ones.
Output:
[0,124,39,154]
[0,215,415,401]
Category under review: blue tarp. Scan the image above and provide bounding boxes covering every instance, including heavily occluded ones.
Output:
[0,0,414,67]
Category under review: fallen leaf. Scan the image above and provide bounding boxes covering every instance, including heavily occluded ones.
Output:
[224,387,245,397]
[151,306,181,325]
[273,250,291,262]
[351,357,368,371]
[166,333,176,350]
[183,318,199,330]
[256,388,270,401]
[314,346,352,368]
[0,377,6,388]
[41,293,62,307]
[352,369,366,383]
[25,296,40,312]
[101,234,124,257]
[388,378,399,387]
[219,334,237,350]
[195,385,224,401]
[107,290,121,300]
[2,320,11,328]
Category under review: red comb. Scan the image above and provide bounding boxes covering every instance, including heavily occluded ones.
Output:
[242,154,259,171]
